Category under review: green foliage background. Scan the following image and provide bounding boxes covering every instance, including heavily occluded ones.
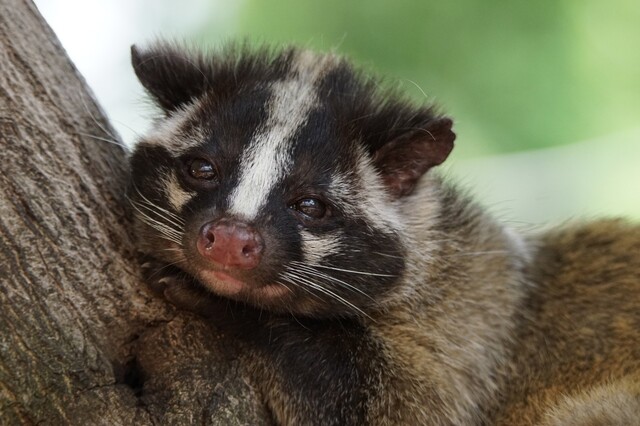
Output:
[195,0,640,160]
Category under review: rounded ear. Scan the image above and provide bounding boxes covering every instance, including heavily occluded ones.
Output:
[372,117,455,198]
[131,44,210,112]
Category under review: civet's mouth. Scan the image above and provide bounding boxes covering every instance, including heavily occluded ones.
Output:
[198,269,290,300]
[193,217,290,300]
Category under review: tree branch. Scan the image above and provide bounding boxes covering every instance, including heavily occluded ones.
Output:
[0,1,269,424]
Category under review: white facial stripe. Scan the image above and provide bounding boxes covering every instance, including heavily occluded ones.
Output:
[300,230,341,264]
[227,51,338,221]
[162,170,196,211]
[329,151,402,234]
[225,78,305,220]
[355,152,402,231]
[141,97,205,156]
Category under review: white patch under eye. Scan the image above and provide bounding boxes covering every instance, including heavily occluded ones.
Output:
[300,230,341,265]
[227,51,339,221]
[140,97,206,156]
[162,170,195,211]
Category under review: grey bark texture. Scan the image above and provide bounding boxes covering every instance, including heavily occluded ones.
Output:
[0,1,270,424]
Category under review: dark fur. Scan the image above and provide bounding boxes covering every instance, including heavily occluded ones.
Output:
[129,42,452,316]
[130,42,640,425]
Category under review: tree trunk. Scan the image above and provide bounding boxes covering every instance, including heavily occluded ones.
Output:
[0,1,270,424]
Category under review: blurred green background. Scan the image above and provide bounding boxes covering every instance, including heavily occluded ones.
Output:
[196,0,640,156]
[38,0,640,225]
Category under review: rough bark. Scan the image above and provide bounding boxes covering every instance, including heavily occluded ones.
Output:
[0,1,270,424]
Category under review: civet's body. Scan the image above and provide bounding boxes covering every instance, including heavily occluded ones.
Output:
[129,43,640,425]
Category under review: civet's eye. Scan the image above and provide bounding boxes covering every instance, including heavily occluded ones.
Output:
[188,158,216,181]
[292,198,328,220]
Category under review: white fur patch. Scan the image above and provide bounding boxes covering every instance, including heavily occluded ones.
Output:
[503,226,532,263]
[227,51,338,221]
[300,230,341,264]
[355,152,403,231]
[142,98,206,156]
[162,170,195,211]
[329,149,403,234]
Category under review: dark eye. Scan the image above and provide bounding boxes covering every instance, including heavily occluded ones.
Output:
[188,158,217,181]
[292,198,328,220]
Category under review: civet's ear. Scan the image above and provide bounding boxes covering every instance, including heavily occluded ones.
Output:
[131,44,210,112]
[373,117,455,198]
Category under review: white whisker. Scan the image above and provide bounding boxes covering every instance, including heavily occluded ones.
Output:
[310,263,396,278]
[371,251,403,260]
[77,132,126,148]
[290,261,377,303]
[279,275,323,301]
[132,184,185,225]
[79,90,120,141]
[130,200,183,245]
[134,197,186,231]
[282,270,372,320]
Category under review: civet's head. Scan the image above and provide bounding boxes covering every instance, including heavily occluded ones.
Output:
[129,43,454,317]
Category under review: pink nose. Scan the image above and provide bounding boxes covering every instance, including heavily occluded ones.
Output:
[196,219,264,269]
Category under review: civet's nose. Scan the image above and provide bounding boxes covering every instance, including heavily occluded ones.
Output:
[197,219,264,269]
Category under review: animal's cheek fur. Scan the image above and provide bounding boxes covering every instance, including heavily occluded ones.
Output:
[281,218,406,316]
[129,147,190,258]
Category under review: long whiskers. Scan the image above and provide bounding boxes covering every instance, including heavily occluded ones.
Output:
[129,200,182,244]
[77,131,127,148]
[278,274,323,302]
[127,185,185,247]
[281,267,373,320]
[78,90,126,147]
[132,184,185,228]
[132,195,185,232]
[290,261,377,303]
[309,263,396,278]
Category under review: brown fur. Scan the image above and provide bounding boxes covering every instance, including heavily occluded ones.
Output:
[365,194,640,425]
[539,378,640,426]
[132,44,640,424]
[250,181,640,425]
[492,219,640,425]
[142,170,640,426]
[147,178,639,425]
